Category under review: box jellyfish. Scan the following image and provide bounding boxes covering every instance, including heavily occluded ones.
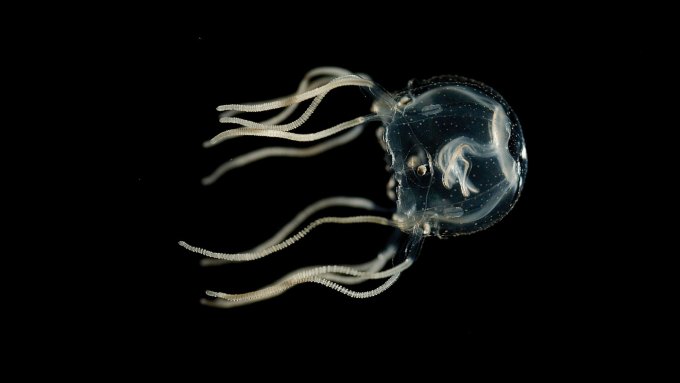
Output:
[179,67,527,308]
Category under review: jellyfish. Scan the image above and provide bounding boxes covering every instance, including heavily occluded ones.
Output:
[179,67,528,308]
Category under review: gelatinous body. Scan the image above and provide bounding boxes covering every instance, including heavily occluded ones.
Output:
[179,68,527,307]
[373,76,527,237]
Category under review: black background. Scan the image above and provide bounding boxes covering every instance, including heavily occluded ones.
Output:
[125,17,582,365]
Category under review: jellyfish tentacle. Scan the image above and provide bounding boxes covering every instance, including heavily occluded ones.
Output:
[179,215,397,262]
[201,126,364,186]
[219,66,354,123]
[202,276,401,308]
[216,75,372,113]
[218,82,326,128]
[201,249,413,308]
[219,67,354,118]
[312,274,400,299]
[200,196,390,267]
[218,76,342,130]
[204,115,377,147]
[207,257,412,301]
[268,241,398,286]
[219,76,334,127]
[314,243,395,285]
[207,75,374,147]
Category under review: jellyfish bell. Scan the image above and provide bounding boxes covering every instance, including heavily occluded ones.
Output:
[179,68,527,307]
[371,75,527,239]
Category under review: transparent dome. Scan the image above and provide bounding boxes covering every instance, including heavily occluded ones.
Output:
[378,76,527,237]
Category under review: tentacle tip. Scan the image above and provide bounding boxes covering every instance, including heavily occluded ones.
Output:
[178,240,188,247]
[205,290,219,298]
[200,177,212,186]
[202,141,213,148]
